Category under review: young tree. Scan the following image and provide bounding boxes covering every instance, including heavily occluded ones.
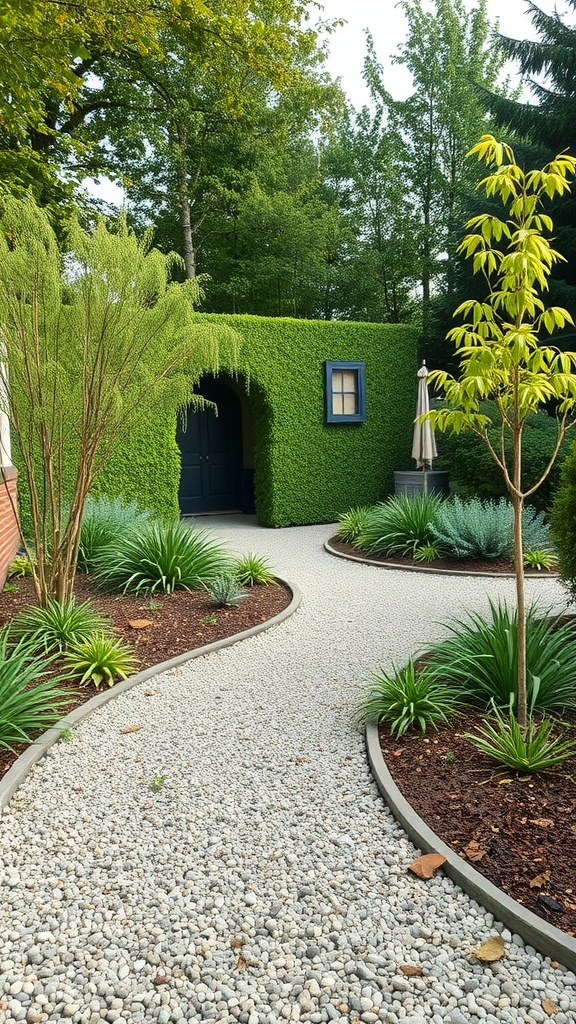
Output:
[0,195,238,605]
[427,135,576,730]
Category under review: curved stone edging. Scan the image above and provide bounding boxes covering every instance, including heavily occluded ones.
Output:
[0,577,301,815]
[366,722,576,971]
[325,539,559,580]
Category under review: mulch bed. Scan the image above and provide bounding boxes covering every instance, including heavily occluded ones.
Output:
[0,573,292,782]
[328,536,558,576]
[380,713,576,938]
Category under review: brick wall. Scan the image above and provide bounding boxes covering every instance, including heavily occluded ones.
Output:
[0,466,20,591]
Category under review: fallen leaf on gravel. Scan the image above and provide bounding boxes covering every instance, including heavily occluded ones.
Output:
[542,999,559,1015]
[144,689,157,696]
[120,724,142,734]
[462,840,486,862]
[127,618,154,629]
[73,786,83,792]
[408,853,447,879]
[529,818,555,828]
[529,870,551,889]
[152,975,170,986]
[142,801,153,809]
[235,954,249,971]
[399,964,423,977]
[230,937,244,948]
[471,935,505,962]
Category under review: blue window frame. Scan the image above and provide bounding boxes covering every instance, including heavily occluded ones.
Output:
[324,361,366,423]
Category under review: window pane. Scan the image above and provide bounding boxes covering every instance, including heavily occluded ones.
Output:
[332,393,344,416]
[342,370,357,392]
[343,392,358,415]
[332,370,343,393]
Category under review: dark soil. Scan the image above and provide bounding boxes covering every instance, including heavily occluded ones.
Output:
[380,713,576,937]
[328,536,558,576]
[0,573,291,781]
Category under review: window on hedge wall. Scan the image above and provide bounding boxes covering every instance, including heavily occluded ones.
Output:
[324,361,366,423]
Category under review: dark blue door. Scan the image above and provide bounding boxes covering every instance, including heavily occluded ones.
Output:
[177,380,243,514]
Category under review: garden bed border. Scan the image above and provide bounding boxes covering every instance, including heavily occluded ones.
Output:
[366,722,576,972]
[0,577,301,814]
[324,539,559,578]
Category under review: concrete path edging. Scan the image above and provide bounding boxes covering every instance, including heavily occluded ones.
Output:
[366,721,576,972]
[0,577,301,815]
[324,539,559,579]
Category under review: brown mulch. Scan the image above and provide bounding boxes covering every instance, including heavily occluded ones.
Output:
[328,536,558,576]
[0,573,291,781]
[380,713,576,937]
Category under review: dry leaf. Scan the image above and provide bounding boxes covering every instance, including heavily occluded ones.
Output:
[542,999,558,1016]
[230,937,244,948]
[152,975,170,986]
[144,688,157,696]
[471,935,505,962]
[235,954,249,971]
[498,778,514,785]
[529,818,555,828]
[462,840,486,862]
[399,964,423,977]
[120,724,142,734]
[529,870,551,889]
[142,801,153,809]
[127,618,153,629]
[408,853,447,879]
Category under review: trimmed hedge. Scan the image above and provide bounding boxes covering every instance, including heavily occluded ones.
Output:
[197,314,418,526]
[551,435,576,599]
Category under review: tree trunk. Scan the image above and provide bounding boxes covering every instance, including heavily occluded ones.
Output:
[513,491,527,729]
[178,167,197,280]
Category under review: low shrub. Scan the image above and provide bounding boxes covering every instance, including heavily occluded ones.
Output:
[233,553,276,587]
[430,497,551,561]
[0,628,75,750]
[354,493,443,556]
[426,600,576,714]
[78,495,151,573]
[356,660,461,736]
[64,633,138,688]
[92,521,231,594]
[209,575,246,607]
[7,554,36,579]
[10,597,110,654]
[466,706,576,771]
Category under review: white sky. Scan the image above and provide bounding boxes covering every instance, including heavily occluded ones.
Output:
[87,0,570,206]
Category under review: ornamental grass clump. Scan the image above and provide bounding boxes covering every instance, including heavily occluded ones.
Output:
[0,628,76,750]
[92,521,231,594]
[426,600,576,715]
[233,553,276,586]
[465,706,576,771]
[335,506,370,544]
[78,495,151,573]
[9,597,110,654]
[355,493,443,557]
[357,660,461,737]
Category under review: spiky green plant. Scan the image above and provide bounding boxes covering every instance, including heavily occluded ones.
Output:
[9,597,110,654]
[523,548,559,571]
[78,495,151,573]
[335,506,370,543]
[233,553,276,587]
[355,494,443,556]
[466,706,576,771]
[92,521,231,594]
[209,575,246,607]
[0,628,76,750]
[63,633,138,688]
[356,660,461,736]
[7,554,36,578]
[426,600,576,713]
[413,542,443,562]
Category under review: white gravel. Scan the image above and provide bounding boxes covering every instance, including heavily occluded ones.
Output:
[1,516,575,1024]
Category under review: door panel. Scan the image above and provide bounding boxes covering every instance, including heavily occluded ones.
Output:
[177,380,243,514]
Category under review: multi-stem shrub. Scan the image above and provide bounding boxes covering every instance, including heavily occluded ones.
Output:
[92,521,231,594]
[64,633,138,688]
[356,660,461,736]
[0,628,75,750]
[10,597,110,654]
[426,600,576,714]
[355,494,443,556]
[430,497,551,560]
[78,495,151,573]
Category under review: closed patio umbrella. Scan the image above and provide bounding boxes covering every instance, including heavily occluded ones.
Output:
[411,360,437,492]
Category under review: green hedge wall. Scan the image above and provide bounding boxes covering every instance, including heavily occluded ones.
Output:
[199,314,417,526]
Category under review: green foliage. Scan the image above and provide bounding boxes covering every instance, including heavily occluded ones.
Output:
[426,601,576,714]
[430,497,550,560]
[357,660,460,737]
[63,632,138,688]
[208,575,246,607]
[10,598,110,654]
[150,775,167,792]
[523,548,558,572]
[412,542,443,562]
[233,553,276,587]
[0,628,75,751]
[466,707,576,772]
[7,554,36,578]
[354,493,443,556]
[436,403,569,511]
[93,521,231,594]
[78,495,151,573]
[551,438,576,600]
[335,506,371,543]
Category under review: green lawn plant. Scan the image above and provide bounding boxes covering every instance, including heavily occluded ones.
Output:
[0,628,75,750]
[233,553,276,586]
[93,521,231,594]
[425,135,576,731]
[466,705,576,771]
[355,493,442,557]
[10,597,110,654]
[63,633,138,688]
[357,660,461,737]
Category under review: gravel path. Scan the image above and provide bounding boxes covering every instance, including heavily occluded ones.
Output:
[1,516,575,1024]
